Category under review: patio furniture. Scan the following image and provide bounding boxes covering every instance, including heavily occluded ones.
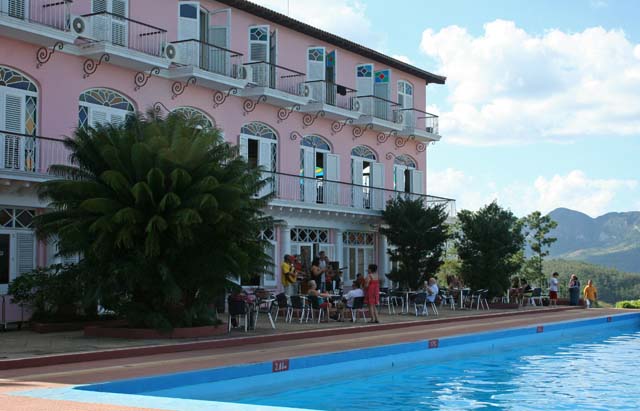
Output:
[529,287,545,306]
[254,297,277,329]
[348,296,367,323]
[274,293,292,322]
[439,289,456,310]
[379,288,397,314]
[227,298,249,333]
[470,289,490,310]
[414,292,438,316]
[289,295,309,323]
[307,295,328,323]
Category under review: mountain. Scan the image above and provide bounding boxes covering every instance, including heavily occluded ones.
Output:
[547,208,640,273]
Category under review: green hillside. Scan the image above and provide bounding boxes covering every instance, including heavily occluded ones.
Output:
[543,259,640,303]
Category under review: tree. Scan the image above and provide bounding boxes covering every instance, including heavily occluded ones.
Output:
[456,201,525,297]
[35,111,271,330]
[381,197,449,289]
[522,211,558,285]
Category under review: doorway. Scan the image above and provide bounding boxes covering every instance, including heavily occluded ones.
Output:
[0,234,9,286]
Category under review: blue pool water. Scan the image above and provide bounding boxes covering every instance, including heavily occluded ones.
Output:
[19,314,640,411]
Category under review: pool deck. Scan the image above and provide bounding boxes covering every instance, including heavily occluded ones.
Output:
[0,307,633,411]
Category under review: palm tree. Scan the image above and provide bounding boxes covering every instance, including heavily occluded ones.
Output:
[35,111,271,329]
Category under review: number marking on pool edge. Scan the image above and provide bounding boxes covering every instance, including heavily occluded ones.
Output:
[536,326,544,333]
[428,339,439,349]
[607,317,612,322]
[272,359,290,373]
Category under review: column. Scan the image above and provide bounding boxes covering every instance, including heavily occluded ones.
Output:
[278,224,291,292]
[378,233,388,287]
[335,228,343,287]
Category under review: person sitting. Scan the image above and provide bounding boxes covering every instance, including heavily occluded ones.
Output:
[520,278,533,306]
[509,277,522,304]
[426,277,439,303]
[307,280,332,320]
[334,281,365,320]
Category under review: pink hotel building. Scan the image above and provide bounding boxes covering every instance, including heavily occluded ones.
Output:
[0,0,455,322]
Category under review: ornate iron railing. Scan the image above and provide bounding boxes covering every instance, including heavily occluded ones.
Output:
[399,108,439,135]
[244,61,306,96]
[304,80,358,111]
[355,95,402,123]
[80,11,167,57]
[0,131,71,175]
[0,0,71,31]
[171,39,244,79]
[264,171,456,217]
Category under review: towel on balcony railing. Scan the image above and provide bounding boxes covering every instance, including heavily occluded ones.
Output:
[337,85,347,96]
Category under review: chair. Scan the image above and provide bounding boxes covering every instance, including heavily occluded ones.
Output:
[529,287,543,307]
[348,296,367,323]
[307,295,328,323]
[227,298,249,332]
[379,288,396,315]
[439,289,456,310]
[414,292,438,316]
[470,289,490,310]
[289,295,309,323]
[274,293,292,323]
[254,296,276,329]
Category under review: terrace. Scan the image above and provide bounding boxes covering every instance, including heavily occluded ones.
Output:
[0,0,76,45]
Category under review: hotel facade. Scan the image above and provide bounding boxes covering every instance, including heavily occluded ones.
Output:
[0,0,454,322]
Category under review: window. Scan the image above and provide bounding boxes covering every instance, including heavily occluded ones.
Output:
[291,227,329,244]
[0,66,38,172]
[398,80,414,127]
[172,106,214,130]
[179,3,198,18]
[239,122,278,197]
[343,231,375,281]
[351,146,383,209]
[79,88,134,129]
[0,207,35,229]
[300,135,337,204]
[393,155,423,195]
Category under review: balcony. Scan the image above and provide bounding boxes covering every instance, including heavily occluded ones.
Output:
[265,172,456,218]
[0,0,76,45]
[240,62,311,108]
[352,95,403,132]
[0,131,71,189]
[75,12,169,70]
[397,108,441,141]
[167,39,248,91]
[299,81,360,120]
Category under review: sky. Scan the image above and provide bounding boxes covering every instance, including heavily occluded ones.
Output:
[259,0,640,218]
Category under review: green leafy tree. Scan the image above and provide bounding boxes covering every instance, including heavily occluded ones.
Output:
[456,201,525,297]
[381,197,449,289]
[34,111,271,329]
[522,211,558,285]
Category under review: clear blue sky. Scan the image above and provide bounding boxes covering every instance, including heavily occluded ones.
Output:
[265,0,640,217]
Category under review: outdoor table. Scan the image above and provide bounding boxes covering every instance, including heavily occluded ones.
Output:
[400,291,416,314]
[457,288,471,309]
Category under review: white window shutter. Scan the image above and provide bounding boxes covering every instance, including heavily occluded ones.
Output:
[394,166,405,193]
[8,0,26,19]
[89,108,108,128]
[351,158,363,208]
[92,0,107,12]
[178,2,201,66]
[16,232,35,277]
[411,170,424,195]
[249,25,270,86]
[110,112,125,127]
[325,153,339,205]
[4,93,24,170]
[306,47,326,101]
[111,0,128,47]
[209,26,229,75]
[356,64,374,115]
[238,135,248,159]
[258,140,273,197]
[303,148,316,203]
[372,162,384,210]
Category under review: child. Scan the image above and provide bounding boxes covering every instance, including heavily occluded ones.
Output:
[549,272,559,307]
[583,280,598,308]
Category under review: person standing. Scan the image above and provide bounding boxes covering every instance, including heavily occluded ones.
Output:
[365,264,380,323]
[583,280,598,308]
[568,274,581,306]
[549,272,559,307]
[281,255,297,296]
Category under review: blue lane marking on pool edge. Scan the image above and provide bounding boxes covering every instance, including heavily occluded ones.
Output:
[11,311,640,411]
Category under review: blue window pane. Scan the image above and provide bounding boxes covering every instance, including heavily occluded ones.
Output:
[180,4,197,19]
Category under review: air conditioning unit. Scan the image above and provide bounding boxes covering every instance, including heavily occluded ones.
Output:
[163,43,179,62]
[426,127,435,134]
[233,64,251,80]
[70,15,89,36]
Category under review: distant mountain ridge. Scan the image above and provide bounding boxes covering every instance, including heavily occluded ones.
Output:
[547,208,640,273]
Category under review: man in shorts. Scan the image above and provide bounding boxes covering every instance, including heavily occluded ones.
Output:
[549,272,559,306]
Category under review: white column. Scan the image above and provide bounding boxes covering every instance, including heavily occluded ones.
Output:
[334,228,343,269]
[378,233,388,287]
[278,224,291,291]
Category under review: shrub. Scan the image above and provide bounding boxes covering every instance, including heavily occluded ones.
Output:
[615,300,640,309]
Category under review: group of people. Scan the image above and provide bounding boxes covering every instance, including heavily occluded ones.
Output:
[281,250,343,297]
[510,272,598,308]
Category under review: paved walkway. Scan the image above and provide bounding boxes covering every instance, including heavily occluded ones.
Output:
[0,307,630,411]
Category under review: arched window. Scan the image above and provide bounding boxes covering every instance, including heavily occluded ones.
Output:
[300,135,338,204]
[172,106,214,130]
[239,122,277,197]
[393,154,423,194]
[78,88,134,129]
[0,66,38,172]
[350,145,377,160]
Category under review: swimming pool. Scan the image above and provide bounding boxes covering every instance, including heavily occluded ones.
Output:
[16,313,640,411]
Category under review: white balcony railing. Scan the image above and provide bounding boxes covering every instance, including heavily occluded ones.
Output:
[171,39,245,79]
[355,95,402,123]
[305,80,358,111]
[244,61,306,96]
[266,172,456,217]
[399,108,440,135]
[0,0,71,31]
[80,11,167,57]
[0,131,71,175]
